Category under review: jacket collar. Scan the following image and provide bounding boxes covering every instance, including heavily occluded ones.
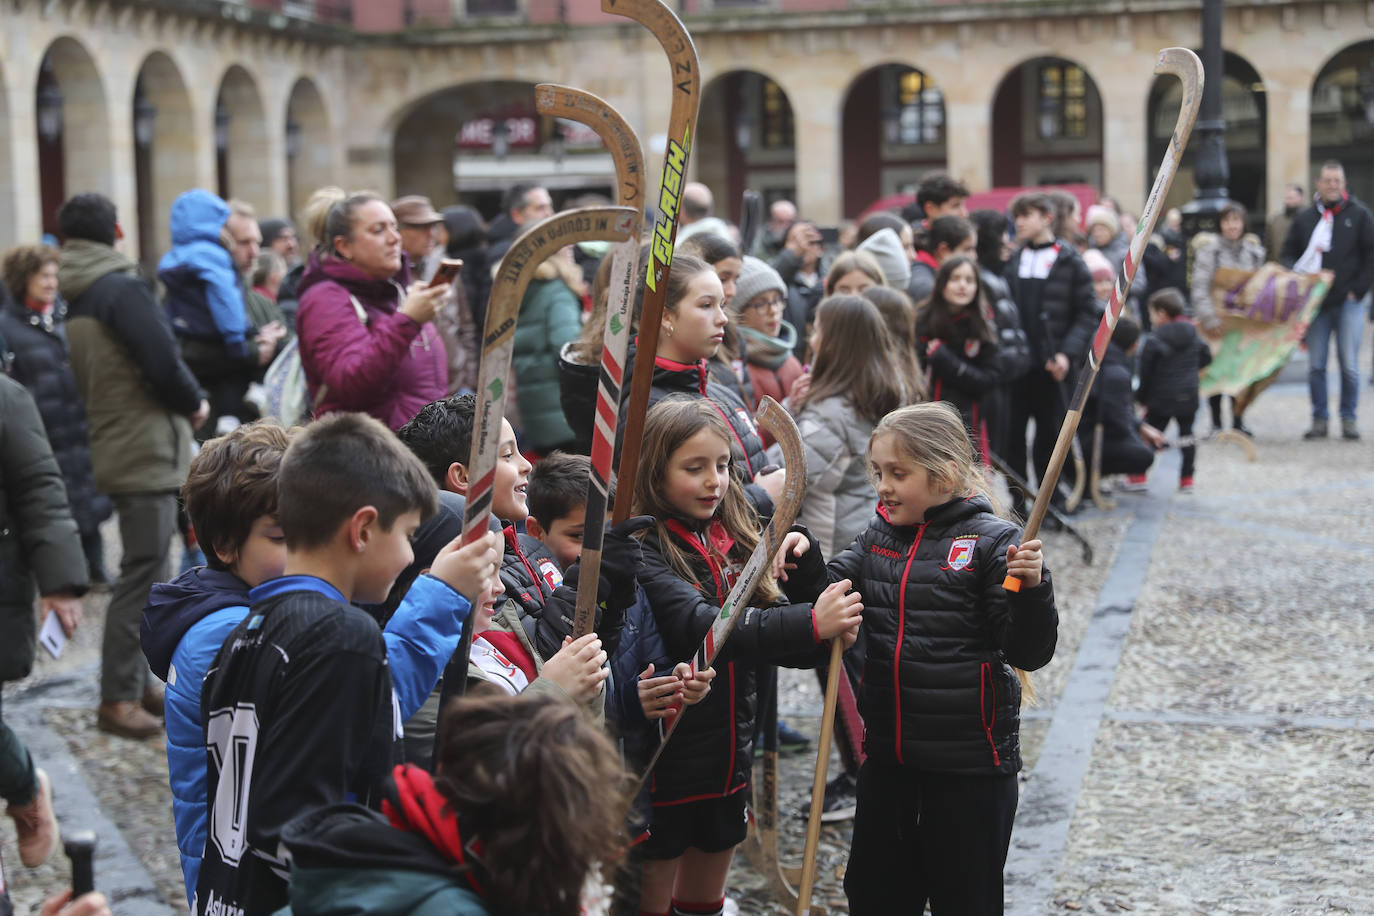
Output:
[653,354,709,395]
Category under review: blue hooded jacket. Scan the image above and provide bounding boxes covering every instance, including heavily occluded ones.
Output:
[157,190,248,357]
[142,565,472,907]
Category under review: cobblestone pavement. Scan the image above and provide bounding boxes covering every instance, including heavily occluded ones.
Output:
[2,348,1370,914]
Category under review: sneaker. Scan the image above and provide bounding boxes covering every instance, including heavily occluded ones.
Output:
[1303,419,1329,439]
[96,701,162,739]
[1342,419,1360,441]
[776,720,811,754]
[1179,476,1194,492]
[1232,421,1254,439]
[6,768,58,867]
[1121,474,1149,492]
[800,772,858,823]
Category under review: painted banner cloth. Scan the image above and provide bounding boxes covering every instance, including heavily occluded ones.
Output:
[1199,265,1329,412]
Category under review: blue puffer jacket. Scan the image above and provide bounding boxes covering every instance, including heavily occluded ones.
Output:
[157,190,248,356]
[142,568,473,906]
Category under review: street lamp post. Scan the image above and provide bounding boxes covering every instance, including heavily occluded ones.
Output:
[133,84,158,275]
[1181,0,1230,239]
[215,100,231,200]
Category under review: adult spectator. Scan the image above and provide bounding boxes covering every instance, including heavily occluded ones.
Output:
[1281,160,1374,440]
[252,250,287,303]
[1267,183,1304,263]
[1086,203,1145,307]
[258,218,300,270]
[395,196,476,395]
[1191,201,1265,437]
[442,205,491,328]
[1,246,112,585]
[488,183,554,263]
[296,190,448,430]
[902,171,969,227]
[513,245,586,453]
[754,198,797,259]
[769,219,826,355]
[229,200,289,424]
[0,374,88,866]
[392,195,445,282]
[677,181,732,244]
[58,192,206,738]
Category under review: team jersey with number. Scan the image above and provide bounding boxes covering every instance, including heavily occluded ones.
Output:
[195,576,397,916]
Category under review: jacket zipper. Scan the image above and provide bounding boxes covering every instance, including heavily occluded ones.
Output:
[980,661,1001,766]
[892,522,926,765]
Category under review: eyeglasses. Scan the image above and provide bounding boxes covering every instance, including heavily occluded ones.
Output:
[747,295,786,312]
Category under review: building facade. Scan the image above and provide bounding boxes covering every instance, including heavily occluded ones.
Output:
[3,0,1373,265]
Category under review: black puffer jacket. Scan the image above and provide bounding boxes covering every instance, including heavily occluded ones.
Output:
[1280,195,1374,313]
[1003,241,1102,366]
[639,519,825,804]
[0,376,89,682]
[981,269,1033,383]
[0,296,111,535]
[827,496,1056,774]
[1081,342,1139,444]
[915,310,1001,437]
[1136,319,1213,416]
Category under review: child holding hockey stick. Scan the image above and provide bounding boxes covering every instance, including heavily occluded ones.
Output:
[783,401,1057,916]
[631,396,862,916]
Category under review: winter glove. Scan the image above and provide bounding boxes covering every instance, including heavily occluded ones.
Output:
[598,515,655,612]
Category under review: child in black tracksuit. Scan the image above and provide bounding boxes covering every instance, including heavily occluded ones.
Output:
[631,397,862,916]
[810,402,1058,916]
[1136,289,1213,490]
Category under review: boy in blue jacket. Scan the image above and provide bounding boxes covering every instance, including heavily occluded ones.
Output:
[140,419,499,908]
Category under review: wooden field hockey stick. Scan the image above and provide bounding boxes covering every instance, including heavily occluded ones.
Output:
[635,396,805,789]
[795,637,845,916]
[603,0,701,527]
[990,451,1094,565]
[436,207,637,731]
[534,84,646,639]
[740,659,803,911]
[1004,46,1202,592]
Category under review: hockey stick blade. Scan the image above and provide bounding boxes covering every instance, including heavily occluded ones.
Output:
[535,83,648,639]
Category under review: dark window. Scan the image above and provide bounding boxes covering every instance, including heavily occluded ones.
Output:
[466,0,519,15]
[1037,63,1088,140]
[761,78,793,150]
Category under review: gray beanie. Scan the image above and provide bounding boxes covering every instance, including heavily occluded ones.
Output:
[858,227,911,290]
[732,255,787,312]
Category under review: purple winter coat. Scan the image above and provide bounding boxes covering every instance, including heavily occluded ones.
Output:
[296,252,447,430]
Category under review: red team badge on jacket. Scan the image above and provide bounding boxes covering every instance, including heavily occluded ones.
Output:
[943,536,979,571]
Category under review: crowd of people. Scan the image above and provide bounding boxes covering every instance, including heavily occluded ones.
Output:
[0,158,1368,916]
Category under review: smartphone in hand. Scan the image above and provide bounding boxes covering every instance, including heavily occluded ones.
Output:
[430,258,464,288]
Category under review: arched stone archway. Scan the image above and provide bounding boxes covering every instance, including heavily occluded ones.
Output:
[1310,40,1374,204]
[0,58,15,252]
[990,56,1103,191]
[391,80,611,220]
[215,65,270,210]
[286,77,333,232]
[133,51,196,270]
[36,36,113,237]
[1147,51,1268,221]
[841,63,947,218]
[698,70,796,226]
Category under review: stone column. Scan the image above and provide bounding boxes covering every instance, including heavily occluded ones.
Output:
[1263,81,1311,212]
[789,79,845,224]
[2,67,41,250]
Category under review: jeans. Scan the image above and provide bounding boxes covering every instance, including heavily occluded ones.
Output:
[1306,296,1366,421]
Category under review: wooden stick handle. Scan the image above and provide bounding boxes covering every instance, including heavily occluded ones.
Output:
[796,637,845,915]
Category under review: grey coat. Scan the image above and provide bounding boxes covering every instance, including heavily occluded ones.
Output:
[1190,235,1266,331]
[771,394,877,559]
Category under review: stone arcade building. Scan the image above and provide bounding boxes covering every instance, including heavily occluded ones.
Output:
[3,0,1374,265]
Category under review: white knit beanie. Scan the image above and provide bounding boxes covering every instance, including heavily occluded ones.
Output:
[732,256,787,311]
[857,227,911,289]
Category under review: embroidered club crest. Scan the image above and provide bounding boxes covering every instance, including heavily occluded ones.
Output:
[537,558,563,591]
[944,536,978,571]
